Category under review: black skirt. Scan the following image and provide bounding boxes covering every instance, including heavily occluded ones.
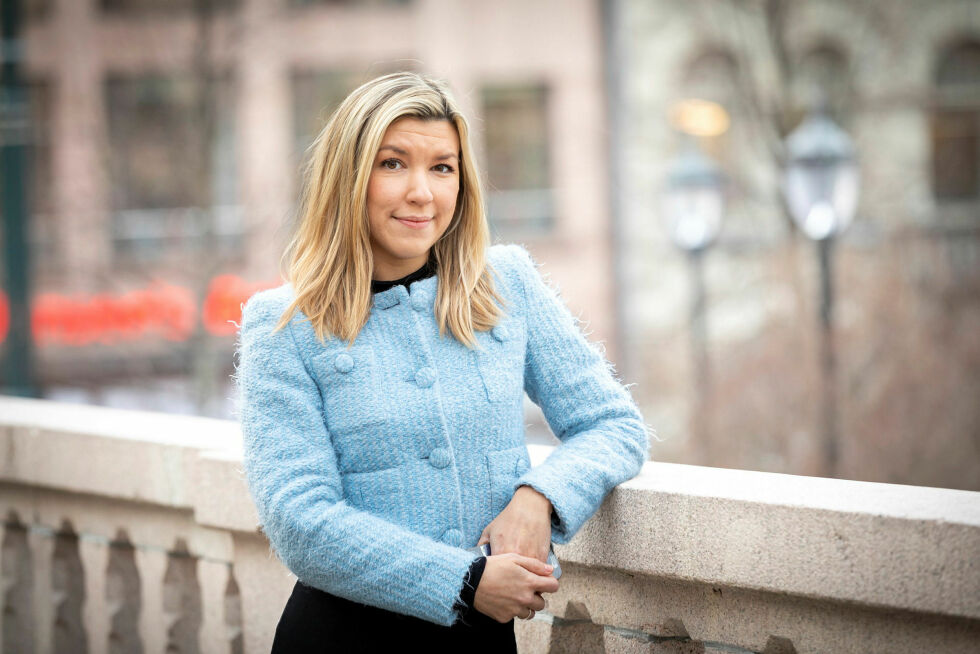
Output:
[271,580,518,654]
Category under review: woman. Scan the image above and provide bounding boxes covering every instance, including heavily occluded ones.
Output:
[236,71,649,652]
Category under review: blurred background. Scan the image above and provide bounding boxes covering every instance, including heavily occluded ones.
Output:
[0,0,977,490]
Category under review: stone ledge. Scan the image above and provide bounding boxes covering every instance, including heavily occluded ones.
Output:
[537,448,980,621]
[192,449,260,533]
[2,396,978,629]
[0,396,239,508]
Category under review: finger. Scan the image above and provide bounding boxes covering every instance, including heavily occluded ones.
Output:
[477,531,489,546]
[530,594,546,611]
[532,574,560,594]
[513,555,554,577]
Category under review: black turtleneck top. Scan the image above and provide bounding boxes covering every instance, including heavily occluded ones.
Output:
[370,258,488,623]
[370,258,437,294]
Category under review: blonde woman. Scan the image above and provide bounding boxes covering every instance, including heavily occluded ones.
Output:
[236,71,649,652]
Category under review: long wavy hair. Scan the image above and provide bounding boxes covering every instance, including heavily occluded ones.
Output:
[273,71,505,347]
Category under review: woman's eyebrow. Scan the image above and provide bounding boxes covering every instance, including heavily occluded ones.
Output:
[378,145,408,156]
[378,144,458,161]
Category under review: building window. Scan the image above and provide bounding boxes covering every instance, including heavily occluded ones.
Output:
[932,41,980,202]
[291,69,365,164]
[22,0,53,21]
[481,83,553,235]
[100,0,240,14]
[676,49,743,163]
[105,73,239,262]
[290,66,409,191]
[288,0,411,7]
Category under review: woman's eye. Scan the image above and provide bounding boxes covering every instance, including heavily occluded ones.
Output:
[433,163,455,173]
[381,159,402,170]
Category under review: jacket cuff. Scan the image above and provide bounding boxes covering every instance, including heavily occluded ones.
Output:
[514,469,591,545]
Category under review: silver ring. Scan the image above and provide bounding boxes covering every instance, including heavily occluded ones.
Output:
[522,608,534,620]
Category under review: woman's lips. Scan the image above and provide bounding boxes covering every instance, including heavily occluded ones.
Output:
[394,217,432,230]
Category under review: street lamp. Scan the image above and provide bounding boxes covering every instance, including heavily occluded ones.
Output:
[663,142,725,251]
[663,138,725,465]
[782,103,859,478]
[783,107,859,240]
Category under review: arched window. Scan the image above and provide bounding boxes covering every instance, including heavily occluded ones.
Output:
[932,41,980,202]
[678,49,742,162]
[683,49,740,105]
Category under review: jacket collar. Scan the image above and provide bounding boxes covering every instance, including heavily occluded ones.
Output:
[371,274,438,311]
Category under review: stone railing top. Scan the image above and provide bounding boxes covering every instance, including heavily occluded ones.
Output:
[1,396,240,508]
[620,455,980,526]
[2,396,978,623]
[0,395,241,451]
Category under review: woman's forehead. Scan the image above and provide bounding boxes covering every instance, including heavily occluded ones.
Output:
[380,117,459,153]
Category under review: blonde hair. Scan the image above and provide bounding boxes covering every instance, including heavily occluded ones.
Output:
[274,71,505,347]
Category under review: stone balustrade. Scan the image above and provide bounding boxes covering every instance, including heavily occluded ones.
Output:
[1,396,978,653]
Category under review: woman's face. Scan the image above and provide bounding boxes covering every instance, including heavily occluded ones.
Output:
[366,116,460,281]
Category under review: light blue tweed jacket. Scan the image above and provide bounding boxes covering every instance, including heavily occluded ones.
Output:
[236,244,649,627]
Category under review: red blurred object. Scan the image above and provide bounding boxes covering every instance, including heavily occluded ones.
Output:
[24,276,279,347]
[203,274,279,336]
[32,282,196,345]
[153,281,197,341]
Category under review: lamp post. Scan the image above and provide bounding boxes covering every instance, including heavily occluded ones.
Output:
[663,139,725,465]
[782,104,859,478]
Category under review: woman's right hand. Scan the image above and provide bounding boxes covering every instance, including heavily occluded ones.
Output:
[473,553,560,623]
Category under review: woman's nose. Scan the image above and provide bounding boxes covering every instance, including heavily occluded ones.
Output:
[406,170,434,204]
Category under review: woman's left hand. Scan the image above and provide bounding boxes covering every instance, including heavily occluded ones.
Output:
[478,485,553,563]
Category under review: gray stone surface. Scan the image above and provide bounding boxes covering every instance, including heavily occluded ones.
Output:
[533,445,980,621]
[2,399,979,654]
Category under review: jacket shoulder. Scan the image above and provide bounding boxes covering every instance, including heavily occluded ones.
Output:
[487,242,533,267]
[241,283,298,329]
[487,243,536,287]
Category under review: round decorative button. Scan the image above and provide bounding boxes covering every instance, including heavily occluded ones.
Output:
[441,528,462,547]
[372,293,399,310]
[491,324,510,342]
[334,353,354,373]
[429,447,451,469]
[415,367,436,388]
[411,293,429,312]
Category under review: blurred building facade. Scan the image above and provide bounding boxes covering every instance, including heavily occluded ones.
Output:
[616,0,980,489]
[2,0,979,490]
[4,0,614,416]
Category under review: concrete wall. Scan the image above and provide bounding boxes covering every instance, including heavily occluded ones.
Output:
[2,397,978,653]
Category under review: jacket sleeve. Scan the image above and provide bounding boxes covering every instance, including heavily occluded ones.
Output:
[505,245,651,544]
[236,291,477,626]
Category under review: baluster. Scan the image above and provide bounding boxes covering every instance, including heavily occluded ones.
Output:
[163,538,201,654]
[2,511,34,654]
[106,529,142,654]
[224,567,243,654]
[51,520,87,654]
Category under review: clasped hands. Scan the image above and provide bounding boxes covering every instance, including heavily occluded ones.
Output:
[472,485,560,623]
